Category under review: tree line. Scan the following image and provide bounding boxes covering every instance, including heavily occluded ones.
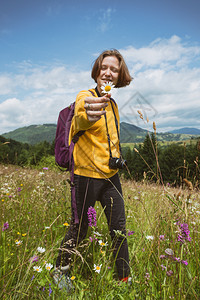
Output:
[0,134,199,187]
[0,136,54,166]
[121,133,200,188]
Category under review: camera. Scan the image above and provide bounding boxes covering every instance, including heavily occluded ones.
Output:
[109,157,127,170]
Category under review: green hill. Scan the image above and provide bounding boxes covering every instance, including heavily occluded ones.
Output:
[2,124,57,145]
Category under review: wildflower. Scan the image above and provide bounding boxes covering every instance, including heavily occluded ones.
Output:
[43,167,49,170]
[2,222,9,231]
[33,266,42,273]
[146,235,154,241]
[165,248,174,256]
[31,275,35,280]
[159,235,165,240]
[17,187,22,192]
[128,230,134,236]
[174,257,181,262]
[160,255,166,259]
[29,255,39,263]
[15,240,22,246]
[161,264,167,270]
[93,264,102,274]
[87,206,97,227]
[93,231,101,236]
[45,263,53,271]
[101,81,115,94]
[166,270,173,277]
[49,284,52,296]
[177,223,191,243]
[22,233,27,237]
[37,247,45,253]
[145,273,150,280]
[63,222,70,227]
[98,240,108,247]
[89,236,94,242]
[45,226,50,229]
[181,260,188,265]
[71,276,75,280]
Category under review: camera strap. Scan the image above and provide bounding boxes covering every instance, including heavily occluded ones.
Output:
[95,87,122,159]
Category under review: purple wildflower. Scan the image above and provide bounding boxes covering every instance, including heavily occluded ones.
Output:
[2,222,9,231]
[161,264,167,270]
[87,206,97,227]
[43,167,49,170]
[49,283,52,296]
[159,235,165,240]
[145,273,150,280]
[177,223,191,243]
[31,275,35,281]
[128,230,135,236]
[29,255,39,263]
[174,257,181,262]
[18,187,22,192]
[89,236,94,242]
[181,260,188,265]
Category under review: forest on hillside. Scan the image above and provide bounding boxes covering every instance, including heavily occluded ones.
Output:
[0,134,199,187]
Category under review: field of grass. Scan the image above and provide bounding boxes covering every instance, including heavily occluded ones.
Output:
[122,137,200,150]
[0,164,200,299]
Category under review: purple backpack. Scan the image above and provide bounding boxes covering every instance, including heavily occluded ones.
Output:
[55,102,85,170]
[55,90,94,170]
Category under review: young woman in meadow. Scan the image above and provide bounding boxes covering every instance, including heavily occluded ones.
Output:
[53,49,133,290]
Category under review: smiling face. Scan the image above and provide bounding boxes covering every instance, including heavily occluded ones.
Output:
[96,56,120,95]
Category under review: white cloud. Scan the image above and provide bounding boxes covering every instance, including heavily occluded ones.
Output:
[120,35,200,69]
[0,64,93,134]
[117,36,200,132]
[97,8,115,33]
[0,75,16,95]
[0,35,200,134]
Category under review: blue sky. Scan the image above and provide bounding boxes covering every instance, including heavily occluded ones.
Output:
[0,0,200,134]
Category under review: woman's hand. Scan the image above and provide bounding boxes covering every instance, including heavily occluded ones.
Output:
[84,94,110,122]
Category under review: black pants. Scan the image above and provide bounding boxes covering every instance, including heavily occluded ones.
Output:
[56,173,130,279]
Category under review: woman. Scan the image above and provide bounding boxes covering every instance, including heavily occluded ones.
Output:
[54,49,133,290]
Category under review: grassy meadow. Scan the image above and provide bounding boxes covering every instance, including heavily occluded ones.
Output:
[0,164,200,299]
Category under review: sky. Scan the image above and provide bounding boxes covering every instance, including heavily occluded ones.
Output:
[0,0,200,134]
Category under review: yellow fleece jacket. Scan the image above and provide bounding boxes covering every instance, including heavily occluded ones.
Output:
[69,88,120,179]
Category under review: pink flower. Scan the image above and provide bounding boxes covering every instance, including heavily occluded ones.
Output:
[2,222,9,231]
[181,260,188,265]
[29,255,39,263]
[128,231,135,236]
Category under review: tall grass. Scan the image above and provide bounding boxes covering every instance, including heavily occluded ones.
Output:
[0,164,200,299]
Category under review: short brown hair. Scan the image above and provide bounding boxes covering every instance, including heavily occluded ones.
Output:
[91,49,133,88]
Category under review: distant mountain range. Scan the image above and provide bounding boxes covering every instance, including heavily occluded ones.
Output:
[1,123,200,145]
[169,127,200,135]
